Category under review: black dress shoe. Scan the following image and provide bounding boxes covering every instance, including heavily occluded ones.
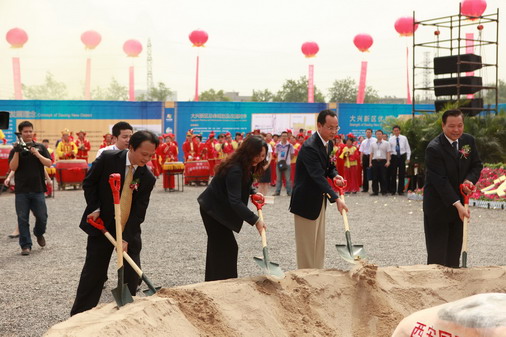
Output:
[8,234,20,239]
[371,193,379,196]
[21,247,31,256]
[398,192,405,196]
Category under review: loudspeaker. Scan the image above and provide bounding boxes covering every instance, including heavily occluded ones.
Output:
[434,98,483,117]
[433,76,483,96]
[0,111,9,129]
[434,54,482,75]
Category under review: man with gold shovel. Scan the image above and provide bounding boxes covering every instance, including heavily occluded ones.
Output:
[70,131,158,316]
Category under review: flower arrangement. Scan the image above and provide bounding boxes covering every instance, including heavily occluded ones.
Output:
[459,144,471,159]
[130,178,140,191]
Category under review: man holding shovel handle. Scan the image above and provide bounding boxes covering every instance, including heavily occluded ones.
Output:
[290,109,348,269]
[71,131,159,316]
[423,109,482,268]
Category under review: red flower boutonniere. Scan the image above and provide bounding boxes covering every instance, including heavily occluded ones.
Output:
[130,178,140,191]
[459,144,471,159]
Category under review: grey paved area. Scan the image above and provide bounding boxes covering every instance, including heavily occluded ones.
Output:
[0,180,504,336]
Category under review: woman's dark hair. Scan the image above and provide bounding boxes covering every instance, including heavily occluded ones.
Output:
[215,135,267,182]
[129,130,159,150]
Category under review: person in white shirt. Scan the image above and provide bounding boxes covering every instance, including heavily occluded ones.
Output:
[360,129,375,193]
[95,122,133,159]
[369,130,391,196]
[388,125,411,196]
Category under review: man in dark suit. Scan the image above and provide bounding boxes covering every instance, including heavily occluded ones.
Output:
[289,110,347,269]
[424,109,482,268]
[71,131,159,316]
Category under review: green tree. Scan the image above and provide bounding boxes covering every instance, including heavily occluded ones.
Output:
[327,77,379,103]
[138,82,174,101]
[199,89,230,101]
[23,72,68,100]
[484,79,506,104]
[91,78,128,101]
[328,78,356,103]
[251,89,274,102]
[273,76,325,103]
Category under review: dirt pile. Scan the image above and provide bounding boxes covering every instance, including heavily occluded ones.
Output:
[45,264,506,337]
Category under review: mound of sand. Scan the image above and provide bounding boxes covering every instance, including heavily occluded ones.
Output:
[45,264,506,337]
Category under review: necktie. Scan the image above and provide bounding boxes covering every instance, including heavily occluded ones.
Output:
[452,141,458,155]
[396,137,401,156]
[120,165,133,231]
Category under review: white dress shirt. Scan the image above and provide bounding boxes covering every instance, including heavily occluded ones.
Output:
[96,144,119,159]
[388,134,411,160]
[360,137,376,155]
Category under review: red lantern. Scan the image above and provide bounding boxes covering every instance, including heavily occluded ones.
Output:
[394,17,419,37]
[477,24,484,30]
[461,0,487,20]
[189,30,208,47]
[123,39,143,57]
[434,30,441,36]
[353,34,373,52]
[81,30,102,50]
[301,42,319,58]
[6,28,28,48]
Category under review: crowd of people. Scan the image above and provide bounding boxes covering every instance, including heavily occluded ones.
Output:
[4,108,482,319]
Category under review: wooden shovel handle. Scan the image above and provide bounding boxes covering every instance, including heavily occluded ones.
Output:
[258,209,267,248]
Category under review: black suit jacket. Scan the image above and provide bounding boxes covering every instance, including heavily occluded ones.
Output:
[289,133,339,220]
[198,164,258,233]
[423,133,482,216]
[79,150,156,245]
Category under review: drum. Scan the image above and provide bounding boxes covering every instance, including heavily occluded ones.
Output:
[184,160,210,185]
[55,159,88,190]
[163,161,185,173]
[0,145,12,182]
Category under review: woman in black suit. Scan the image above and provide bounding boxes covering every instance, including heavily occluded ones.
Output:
[198,135,268,281]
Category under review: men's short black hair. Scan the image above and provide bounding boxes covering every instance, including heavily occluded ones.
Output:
[42,139,49,143]
[442,109,464,124]
[392,125,401,130]
[317,109,337,126]
[281,131,288,136]
[129,130,159,150]
[112,121,133,138]
[366,128,373,133]
[375,129,384,135]
[18,121,33,132]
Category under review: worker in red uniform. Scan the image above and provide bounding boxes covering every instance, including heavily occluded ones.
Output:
[206,132,218,176]
[193,135,207,160]
[75,130,91,163]
[222,132,234,158]
[182,130,196,161]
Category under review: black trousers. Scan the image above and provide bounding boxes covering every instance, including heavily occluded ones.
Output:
[70,234,141,316]
[362,154,370,192]
[389,154,406,194]
[371,159,388,194]
[201,207,238,282]
[424,209,463,268]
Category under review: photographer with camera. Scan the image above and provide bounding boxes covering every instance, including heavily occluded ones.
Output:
[9,121,52,255]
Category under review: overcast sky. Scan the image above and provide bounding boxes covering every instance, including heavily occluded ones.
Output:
[0,0,504,101]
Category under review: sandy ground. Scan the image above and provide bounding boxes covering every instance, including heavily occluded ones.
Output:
[0,180,505,337]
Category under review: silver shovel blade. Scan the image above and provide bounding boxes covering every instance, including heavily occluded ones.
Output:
[336,244,366,264]
[253,256,285,279]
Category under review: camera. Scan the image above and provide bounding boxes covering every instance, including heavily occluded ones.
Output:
[15,132,31,153]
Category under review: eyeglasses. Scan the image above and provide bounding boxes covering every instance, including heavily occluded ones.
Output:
[324,126,340,132]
